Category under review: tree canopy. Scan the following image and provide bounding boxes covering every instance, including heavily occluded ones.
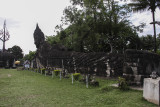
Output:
[7,45,23,60]
[23,51,36,62]
[46,0,159,53]
[128,0,160,52]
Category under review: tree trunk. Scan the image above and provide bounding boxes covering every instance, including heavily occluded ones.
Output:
[152,11,157,53]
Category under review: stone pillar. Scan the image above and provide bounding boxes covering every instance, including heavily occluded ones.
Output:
[106,59,111,77]
[143,78,160,105]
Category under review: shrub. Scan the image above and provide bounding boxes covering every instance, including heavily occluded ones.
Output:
[73,73,81,81]
[35,69,38,72]
[41,68,46,74]
[54,70,60,76]
[118,77,129,91]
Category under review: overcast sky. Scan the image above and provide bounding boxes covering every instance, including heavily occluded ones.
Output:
[0,0,159,54]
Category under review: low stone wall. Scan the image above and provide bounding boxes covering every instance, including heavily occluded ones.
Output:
[123,49,160,85]
[36,50,124,77]
[35,48,160,85]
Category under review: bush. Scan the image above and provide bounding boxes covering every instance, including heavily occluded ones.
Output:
[118,77,129,91]
[73,73,81,81]
[41,68,46,74]
[54,70,60,76]
[35,69,38,72]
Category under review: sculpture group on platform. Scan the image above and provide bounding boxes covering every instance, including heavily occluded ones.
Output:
[33,24,160,85]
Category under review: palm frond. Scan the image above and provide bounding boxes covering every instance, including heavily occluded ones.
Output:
[128,1,150,13]
[156,0,160,9]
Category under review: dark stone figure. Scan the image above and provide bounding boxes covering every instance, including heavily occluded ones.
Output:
[34,24,45,49]
[0,51,14,68]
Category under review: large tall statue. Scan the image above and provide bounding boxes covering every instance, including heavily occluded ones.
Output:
[33,24,45,48]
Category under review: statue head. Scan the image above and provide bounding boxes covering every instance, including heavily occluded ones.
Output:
[33,24,45,48]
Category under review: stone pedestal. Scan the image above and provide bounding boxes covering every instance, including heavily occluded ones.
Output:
[143,78,160,105]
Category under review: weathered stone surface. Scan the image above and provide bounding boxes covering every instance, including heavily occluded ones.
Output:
[143,78,160,105]
[34,24,45,48]
[33,25,124,77]
[0,51,14,68]
[123,49,160,85]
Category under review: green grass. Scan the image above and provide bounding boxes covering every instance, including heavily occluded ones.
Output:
[0,69,157,107]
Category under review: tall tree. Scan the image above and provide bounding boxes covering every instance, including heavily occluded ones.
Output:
[128,0,160,52]
[55,0,138,53]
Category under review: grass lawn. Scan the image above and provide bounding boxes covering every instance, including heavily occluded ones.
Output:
[0,69,157,107]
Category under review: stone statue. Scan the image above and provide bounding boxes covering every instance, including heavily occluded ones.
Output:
[150,71,158,79]
[33,24,45,48]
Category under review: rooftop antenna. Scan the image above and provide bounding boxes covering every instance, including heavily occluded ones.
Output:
[0,20,10,52]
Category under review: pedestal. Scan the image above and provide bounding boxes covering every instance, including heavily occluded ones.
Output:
[143,78,160,105]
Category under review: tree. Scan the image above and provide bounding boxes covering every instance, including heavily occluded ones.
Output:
[23,51,36,62]
[7,45,23,60]
[54,0,138,53]
[140,35,154,50]
[128,0,160,53]
[46,35,60,45]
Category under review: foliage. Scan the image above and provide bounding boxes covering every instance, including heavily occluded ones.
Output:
[128,0,160,13]
[128,0,160,52]
[73,73,81,81]
[46,0,140,53]
[23,51,36,62]
[138,33,160,51]
[35,68,38,72]
[54,70,60,76]
[7,45,23,60]
[45,35,60,45]
[118,77,129,91]
[41,68,46,74]
[140,35,154,51]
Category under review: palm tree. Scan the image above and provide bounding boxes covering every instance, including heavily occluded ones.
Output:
[128,0,160,53]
